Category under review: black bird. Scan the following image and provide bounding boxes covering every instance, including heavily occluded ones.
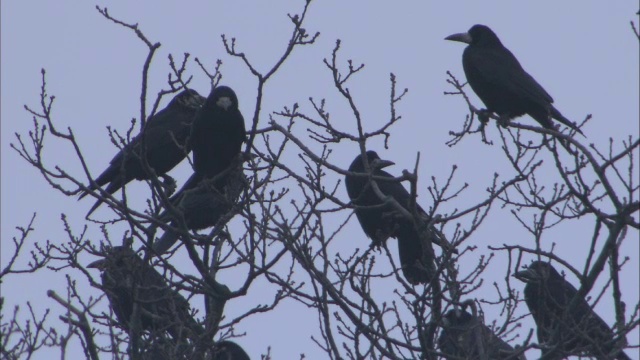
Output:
[445,25,582,134]
[80,89,206,217]
[190,85,246,178]
[438,302,527,360]
[150,85,247,254]
[345,151,453,285]
[88,246,204,343]
[151,155,246,254]
[212,340,251,360]
[514,261,631,360]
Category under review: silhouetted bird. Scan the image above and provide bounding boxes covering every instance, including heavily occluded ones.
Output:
[150,85,247,255]
[80,90,206,217]
[151,155,246,254]
[213,340,251,360]
[345,151,454,285]
[190,85,246,178]
[446,25,582,134]
[88,246,203,342]
[438,302,526,360]
[514,261,631,360]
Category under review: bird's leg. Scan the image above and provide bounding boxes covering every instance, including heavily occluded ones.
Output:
[160,174,177,196]
[496,113,511,128]
[477,109,491,125]
[370,232,388,252]
[369,240,383,252]
[479,122,492,145]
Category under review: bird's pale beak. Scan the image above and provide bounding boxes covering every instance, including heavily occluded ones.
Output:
[445,32,472,44]
[87,259,106,270]
[372,159,395,169]
[513,268,537,282]
[216,96,233,111]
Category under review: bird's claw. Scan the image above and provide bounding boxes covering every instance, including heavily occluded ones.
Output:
[497,114,511,128]
[477,109,490,124]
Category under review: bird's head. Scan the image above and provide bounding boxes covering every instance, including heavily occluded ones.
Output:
[370,155,395,171]
[442,299,476,326]
[367,150,396,169]
[209,85,239,111]
[87,246,138,272]
[213,340,250,360]
[513,261,555,284]
[173,89,206,110]
[445,24,503,47]
[442,308,473,327]
[350,151,395,172]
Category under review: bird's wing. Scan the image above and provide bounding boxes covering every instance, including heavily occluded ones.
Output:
[135,108,193,158]
[547,275,622,350]
[464,47,554,106]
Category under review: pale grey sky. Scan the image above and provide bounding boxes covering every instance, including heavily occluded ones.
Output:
[2,1,638,359]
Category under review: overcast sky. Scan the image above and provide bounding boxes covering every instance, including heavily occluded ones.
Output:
[2,1,639,359]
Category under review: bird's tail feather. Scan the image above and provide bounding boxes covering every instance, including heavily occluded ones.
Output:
[550,106,584,136]
[396,226,436,285]
[78,187,94,200]
[79,166,120,200]
[85,199,103,218]
[84,179,124,218]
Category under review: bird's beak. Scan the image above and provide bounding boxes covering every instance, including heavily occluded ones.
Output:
[216,96,233,111]
[371,159,395,169]
[513,268,537,282]
[445,32,472,44]
[87,259,106,270]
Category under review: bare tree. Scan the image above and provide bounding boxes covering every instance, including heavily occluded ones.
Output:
[2,3,638,359]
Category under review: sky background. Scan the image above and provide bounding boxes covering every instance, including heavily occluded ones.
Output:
[2,1,639,359]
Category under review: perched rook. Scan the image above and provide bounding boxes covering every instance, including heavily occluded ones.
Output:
[151,85,247,254]
[345,151,453,285]
[438,302,526,360]
[514,261,630,359]
[88,246,203,343]
[190,85,246,178]
[446,25,582,134]
[80,89,206,216]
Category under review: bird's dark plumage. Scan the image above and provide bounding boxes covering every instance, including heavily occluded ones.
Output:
[514,261,630,360]
[438,305,526,360]
[80,90,206,216]
[345,151,453,285]
[190,86,246,178]
[446,24,582,134]
[150,85,247,255]
[151,155,246,254]
[212,340,251,360]
[88,246,203,343]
